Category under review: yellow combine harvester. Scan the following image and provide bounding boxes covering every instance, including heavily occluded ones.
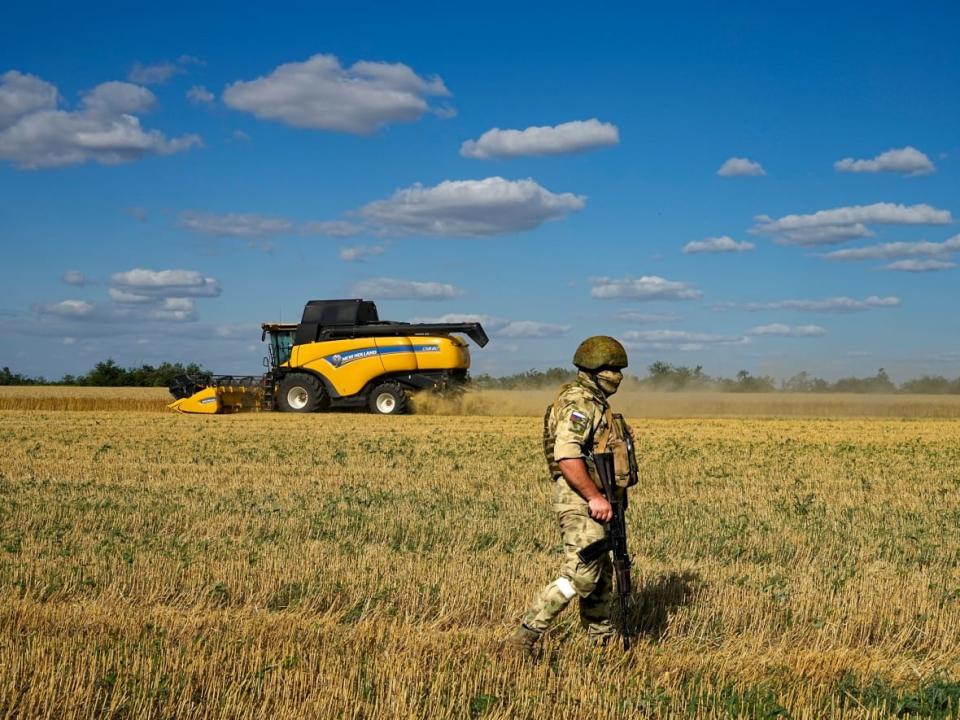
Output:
[168,298,489,415]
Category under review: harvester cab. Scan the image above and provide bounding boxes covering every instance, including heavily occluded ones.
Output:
[169,298,488,415]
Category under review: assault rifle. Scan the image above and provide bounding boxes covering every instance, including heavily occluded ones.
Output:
[577,450,633,650]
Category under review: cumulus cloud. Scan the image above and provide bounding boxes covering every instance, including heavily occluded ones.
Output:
[717,157,765,177]
[682,236,755,254]
[884,259,956,272]
[231,129,251,142]
[359,177,584,237]
[834,146,935,176]
[460,119,619,159]
[589,276,702,301]
[0,71,200,169]
[302,220,364,238]
[179,211,294,237]
[339,244,386,262]
[748,324,827,337]
[36,299,95,318]
[109,268,221,299]
[36,268,223,325]
[187,85,215,104]
[223,53,451,134]
[0,70,58,127]
[622,329,748,352]
[62,270,87,286]
[752,203,953,246]
[351,277,463,300]
[822,235,960,261]
[717,295,900,313]
[495,321,570,338]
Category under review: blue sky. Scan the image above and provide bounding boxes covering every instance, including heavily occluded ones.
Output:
[1,1,958,381]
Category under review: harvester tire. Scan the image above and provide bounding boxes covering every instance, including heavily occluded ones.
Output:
[278,373,327,413]
[368,382,408,415]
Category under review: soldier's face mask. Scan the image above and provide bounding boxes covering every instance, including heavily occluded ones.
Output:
[596,369,623,396]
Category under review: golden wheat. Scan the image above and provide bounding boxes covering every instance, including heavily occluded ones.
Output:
[1,399,959,718]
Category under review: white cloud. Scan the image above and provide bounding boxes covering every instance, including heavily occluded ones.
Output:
[589,275,702,301]
[38,269,223,326]
[0,72,200,169]
[179,211,294,237]
[460,119,619,159]
[834,146,935,176]
[359,177,584,237]
[884,259,956,272]
[351,277,464,300]
[0,71,58,128]
[36,299,94,318]
[128,61,181,85]
[682,236,755,254]
[748,324,827,337]
[109,268,221,298]
[339,244,386,262]
[223,53,451,134]
[717,157,765,177]
[822,235,960,261]
[718,295,900,313]
[62,270,87,286]
[149,297,197,322]
[187,85,215,105]
[231,129,251,142]
[615,311,684,324]
[303,220,364,238]
[495,321,570,338]
[752,203,953,246]
[108,288,154,304]
[622,329,748,352]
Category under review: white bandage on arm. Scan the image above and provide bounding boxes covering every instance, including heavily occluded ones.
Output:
[555,577,577,600]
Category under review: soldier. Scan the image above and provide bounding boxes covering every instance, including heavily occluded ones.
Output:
[507,335,630,656]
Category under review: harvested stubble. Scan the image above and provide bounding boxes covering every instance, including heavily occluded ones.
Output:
[1,408,960,719]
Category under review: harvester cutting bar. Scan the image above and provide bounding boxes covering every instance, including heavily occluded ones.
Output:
[168,374,268,414]
[316,323,489,348]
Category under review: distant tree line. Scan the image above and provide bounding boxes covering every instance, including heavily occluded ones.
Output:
[474,362,960,394]
[3,359,960,393]
[0,359,208,387]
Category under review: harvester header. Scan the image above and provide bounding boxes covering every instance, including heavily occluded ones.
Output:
[169,298,488,415]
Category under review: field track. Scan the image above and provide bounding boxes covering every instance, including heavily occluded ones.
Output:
[1,390,959,718]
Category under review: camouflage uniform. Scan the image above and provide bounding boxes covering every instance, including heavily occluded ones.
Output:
[520,371,616,640]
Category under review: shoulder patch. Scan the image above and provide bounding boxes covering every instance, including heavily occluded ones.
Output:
[569,410,589,433]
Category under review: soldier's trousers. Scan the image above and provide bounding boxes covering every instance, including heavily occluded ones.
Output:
[521,477,614,638]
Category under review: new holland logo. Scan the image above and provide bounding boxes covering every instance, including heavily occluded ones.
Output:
[323,344,441,368]
[324,348,380,368]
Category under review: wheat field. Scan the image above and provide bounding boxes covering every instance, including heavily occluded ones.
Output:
[2,390,960,718]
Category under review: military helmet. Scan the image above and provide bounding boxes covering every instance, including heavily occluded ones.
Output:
[573,336,628,370]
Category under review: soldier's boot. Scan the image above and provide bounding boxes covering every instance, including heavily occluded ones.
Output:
[505,624,541,658]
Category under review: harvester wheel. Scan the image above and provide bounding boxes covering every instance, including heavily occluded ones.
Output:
[368,382,408,415]
[277,373,327,413]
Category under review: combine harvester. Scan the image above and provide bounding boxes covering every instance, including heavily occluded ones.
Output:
[168,298,489,415]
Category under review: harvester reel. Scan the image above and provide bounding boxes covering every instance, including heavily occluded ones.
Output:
[368,381,409,415]
[277,373,328,413]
